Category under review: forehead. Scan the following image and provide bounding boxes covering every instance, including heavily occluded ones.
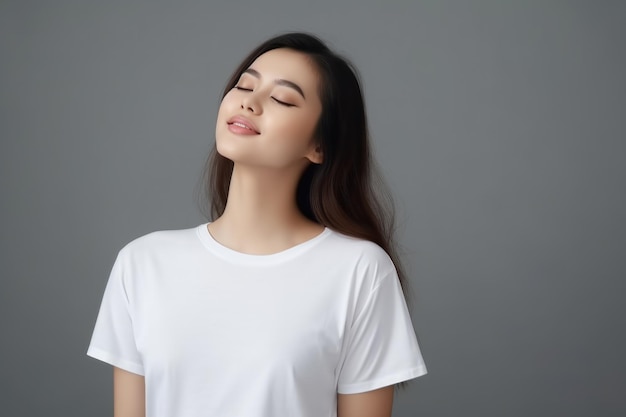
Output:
[246,48,320,90]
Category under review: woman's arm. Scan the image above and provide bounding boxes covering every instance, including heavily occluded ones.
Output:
[337,385,395,417]
[113,367,145,417]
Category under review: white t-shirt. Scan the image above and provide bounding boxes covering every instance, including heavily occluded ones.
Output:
[88,224,427,417]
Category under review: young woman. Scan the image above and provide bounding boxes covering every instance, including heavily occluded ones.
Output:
[88,32,427,417]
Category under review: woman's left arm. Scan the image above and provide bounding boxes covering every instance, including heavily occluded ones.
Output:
[337,385,395,417]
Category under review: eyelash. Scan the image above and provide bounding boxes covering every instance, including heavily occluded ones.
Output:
[233,86,295,108]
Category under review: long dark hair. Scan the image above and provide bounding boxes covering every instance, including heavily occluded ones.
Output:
[199,32,409,296]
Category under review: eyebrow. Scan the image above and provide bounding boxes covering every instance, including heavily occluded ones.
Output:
[243,68,306,99]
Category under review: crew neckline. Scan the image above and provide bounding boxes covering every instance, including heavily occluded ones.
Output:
[196,223,332,266]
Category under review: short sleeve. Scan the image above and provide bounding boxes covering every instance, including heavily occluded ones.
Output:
[337,271,427,394]
[87,253,144,375]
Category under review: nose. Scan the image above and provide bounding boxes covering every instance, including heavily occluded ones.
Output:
[241,93,262,114]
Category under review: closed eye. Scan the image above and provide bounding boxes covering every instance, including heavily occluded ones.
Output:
[272,97,295,107]
[234,85,294,107]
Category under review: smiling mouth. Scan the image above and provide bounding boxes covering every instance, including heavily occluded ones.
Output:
[230,122,253,130]
[226,116,260,134]
[226,119,260,135]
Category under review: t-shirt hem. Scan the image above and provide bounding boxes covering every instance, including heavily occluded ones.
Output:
[337,364,428,394]
[86,346,145,376]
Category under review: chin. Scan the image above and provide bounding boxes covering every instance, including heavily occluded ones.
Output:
[215,141,235,160]
[215,141,251,165]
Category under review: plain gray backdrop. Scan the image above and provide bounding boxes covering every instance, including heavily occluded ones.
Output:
[1,1,625,416]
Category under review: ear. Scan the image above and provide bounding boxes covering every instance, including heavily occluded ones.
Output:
[305,143,323,164]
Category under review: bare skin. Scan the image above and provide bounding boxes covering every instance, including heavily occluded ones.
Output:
[338,386,395,417]
[207,164,324,255]
[113,367,144,417]
[113,48,396,417]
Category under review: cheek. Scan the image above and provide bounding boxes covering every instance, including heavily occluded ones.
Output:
[271,114,318,143]
[216,95,234,120]
[215,96,236,136]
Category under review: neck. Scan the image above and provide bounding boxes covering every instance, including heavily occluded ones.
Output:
[208,164,323,254]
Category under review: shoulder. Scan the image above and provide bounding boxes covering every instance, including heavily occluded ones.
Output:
[103,225,204,294]
[321,229,397,279]
[117,224,202,261]
[324,229,393,262]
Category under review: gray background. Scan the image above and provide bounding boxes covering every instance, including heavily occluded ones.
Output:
[1,1,625,416]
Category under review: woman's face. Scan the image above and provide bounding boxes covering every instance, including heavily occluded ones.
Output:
[215,48,323,171]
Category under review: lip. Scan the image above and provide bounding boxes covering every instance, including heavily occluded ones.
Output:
[226,115,260,134]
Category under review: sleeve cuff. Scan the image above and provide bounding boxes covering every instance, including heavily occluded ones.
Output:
[86,346,145,376]
[337,364,428,394]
